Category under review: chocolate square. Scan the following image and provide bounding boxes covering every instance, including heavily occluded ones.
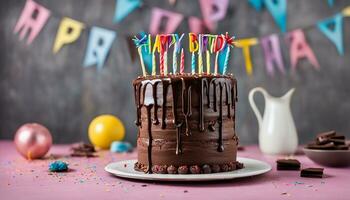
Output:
[300,168,324,178]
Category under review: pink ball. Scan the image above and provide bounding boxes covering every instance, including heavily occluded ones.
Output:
[14,123,52,160]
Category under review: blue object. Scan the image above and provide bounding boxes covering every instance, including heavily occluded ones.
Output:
[317,14,344,55]
[49,161,68,172]
[83,26,116,70]
[248,0,264,11]
[110,141,133,153]
[264,0,287,33]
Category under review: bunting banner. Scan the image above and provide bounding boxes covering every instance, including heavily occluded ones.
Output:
[236,38,258,76]
[199,0,229,32]
[317,14,344,55]
[248,0,264,11]
[248,0,287,32]
[13,0,51,45]
[188,17,208,34]
[83,27,116,70]
[261,34,285,76]
[149,7,184,34]
[11,0,350,77]
[53,17,84,54]
[286,29,320,71]
[113,0,142,23]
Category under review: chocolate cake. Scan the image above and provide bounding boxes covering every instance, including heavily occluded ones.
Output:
[133,73,242,174]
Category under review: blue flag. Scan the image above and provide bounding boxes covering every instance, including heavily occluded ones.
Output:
[113,0,141,23]
[83,26,116,70]
[328,0,334,7]
[264,0,287,32]
[317,14,344,55]
[248,0,264,11]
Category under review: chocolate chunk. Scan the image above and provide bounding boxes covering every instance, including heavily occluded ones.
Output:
[317,130,336,139]
[307,142,336,150]
[178,166,189,174]
[300,168,324,178]
[335,144,349,150]
[276,159,300,170]
[151,165,167,174]
[202,164,212,174]
[70,142,96,157]
[236,162,244,169]
[329,138,346,145]
[211,164,221,173]
[189,165,201,174]
[220,164,229,172]
[167,165,177,174]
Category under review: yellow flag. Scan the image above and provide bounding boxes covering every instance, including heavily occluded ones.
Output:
[53,17,84,53]
[236,38,258,76]
[342,6,350,16]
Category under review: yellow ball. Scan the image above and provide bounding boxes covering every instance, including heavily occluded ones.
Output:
[88,115,125,149]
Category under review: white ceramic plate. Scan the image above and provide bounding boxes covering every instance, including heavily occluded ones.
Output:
[105,157,271,181]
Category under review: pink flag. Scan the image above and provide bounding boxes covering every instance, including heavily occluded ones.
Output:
[188,17,209,34]
[13,0,51,45]
[261,34,285,76]
[199,0,229,32]
[286,29,320,71]
[149,7,183,35]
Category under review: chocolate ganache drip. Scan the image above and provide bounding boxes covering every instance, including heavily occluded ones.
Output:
[133,74,238,172]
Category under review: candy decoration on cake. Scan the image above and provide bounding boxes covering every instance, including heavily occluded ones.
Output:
[132,33,242,174]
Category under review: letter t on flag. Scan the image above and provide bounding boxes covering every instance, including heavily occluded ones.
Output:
[53,17,84,54]
[236,38,258,76]
[83,27,116,70]
[13,0,51,45]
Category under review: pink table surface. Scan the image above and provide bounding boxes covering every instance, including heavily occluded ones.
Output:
[0,140,349,200]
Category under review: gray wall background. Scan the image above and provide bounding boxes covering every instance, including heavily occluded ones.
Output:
[1,0,350,145]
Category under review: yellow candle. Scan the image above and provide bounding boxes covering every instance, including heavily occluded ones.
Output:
[206,50,210,74]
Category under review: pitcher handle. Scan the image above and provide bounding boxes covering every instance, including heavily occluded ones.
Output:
[248,87,267,129]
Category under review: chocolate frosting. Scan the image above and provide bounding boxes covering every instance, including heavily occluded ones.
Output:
[133,73,238,173]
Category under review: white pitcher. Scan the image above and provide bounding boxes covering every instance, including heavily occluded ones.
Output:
[249,87,298,155]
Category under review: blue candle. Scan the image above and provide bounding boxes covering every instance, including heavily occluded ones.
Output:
[191,52,196,74]
[223,46,230,75]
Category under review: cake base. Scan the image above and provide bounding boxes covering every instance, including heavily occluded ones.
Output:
[134,161,244,174]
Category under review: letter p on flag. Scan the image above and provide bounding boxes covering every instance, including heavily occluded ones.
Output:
[13,0,51,45]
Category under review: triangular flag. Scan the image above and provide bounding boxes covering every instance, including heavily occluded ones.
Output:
[342,6,350,16]
[286,29,320,71]
[188,17,209,34]
[317,14,344,55]
[328,0,334,7]
[53,17,84,54]
[13,0,51,45]
[83,27,116,70]
[149,7,183,34]
[248,0,264,11]
[261,34,285,76]
[199,0,229,32]
[113,0,141,23]
[264,0,287,32]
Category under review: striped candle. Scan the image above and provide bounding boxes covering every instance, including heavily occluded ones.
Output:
[206,50,210,74]
[198,52,203,74]
[152,52,156,75]
[223,46,230,75]
[180,48,185,73]
[164,51,168,75]
[214,51,219,75]
[160,52,164,75]
[137,47,146,76]
[191,52,196,74]
[172,47,177,74]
